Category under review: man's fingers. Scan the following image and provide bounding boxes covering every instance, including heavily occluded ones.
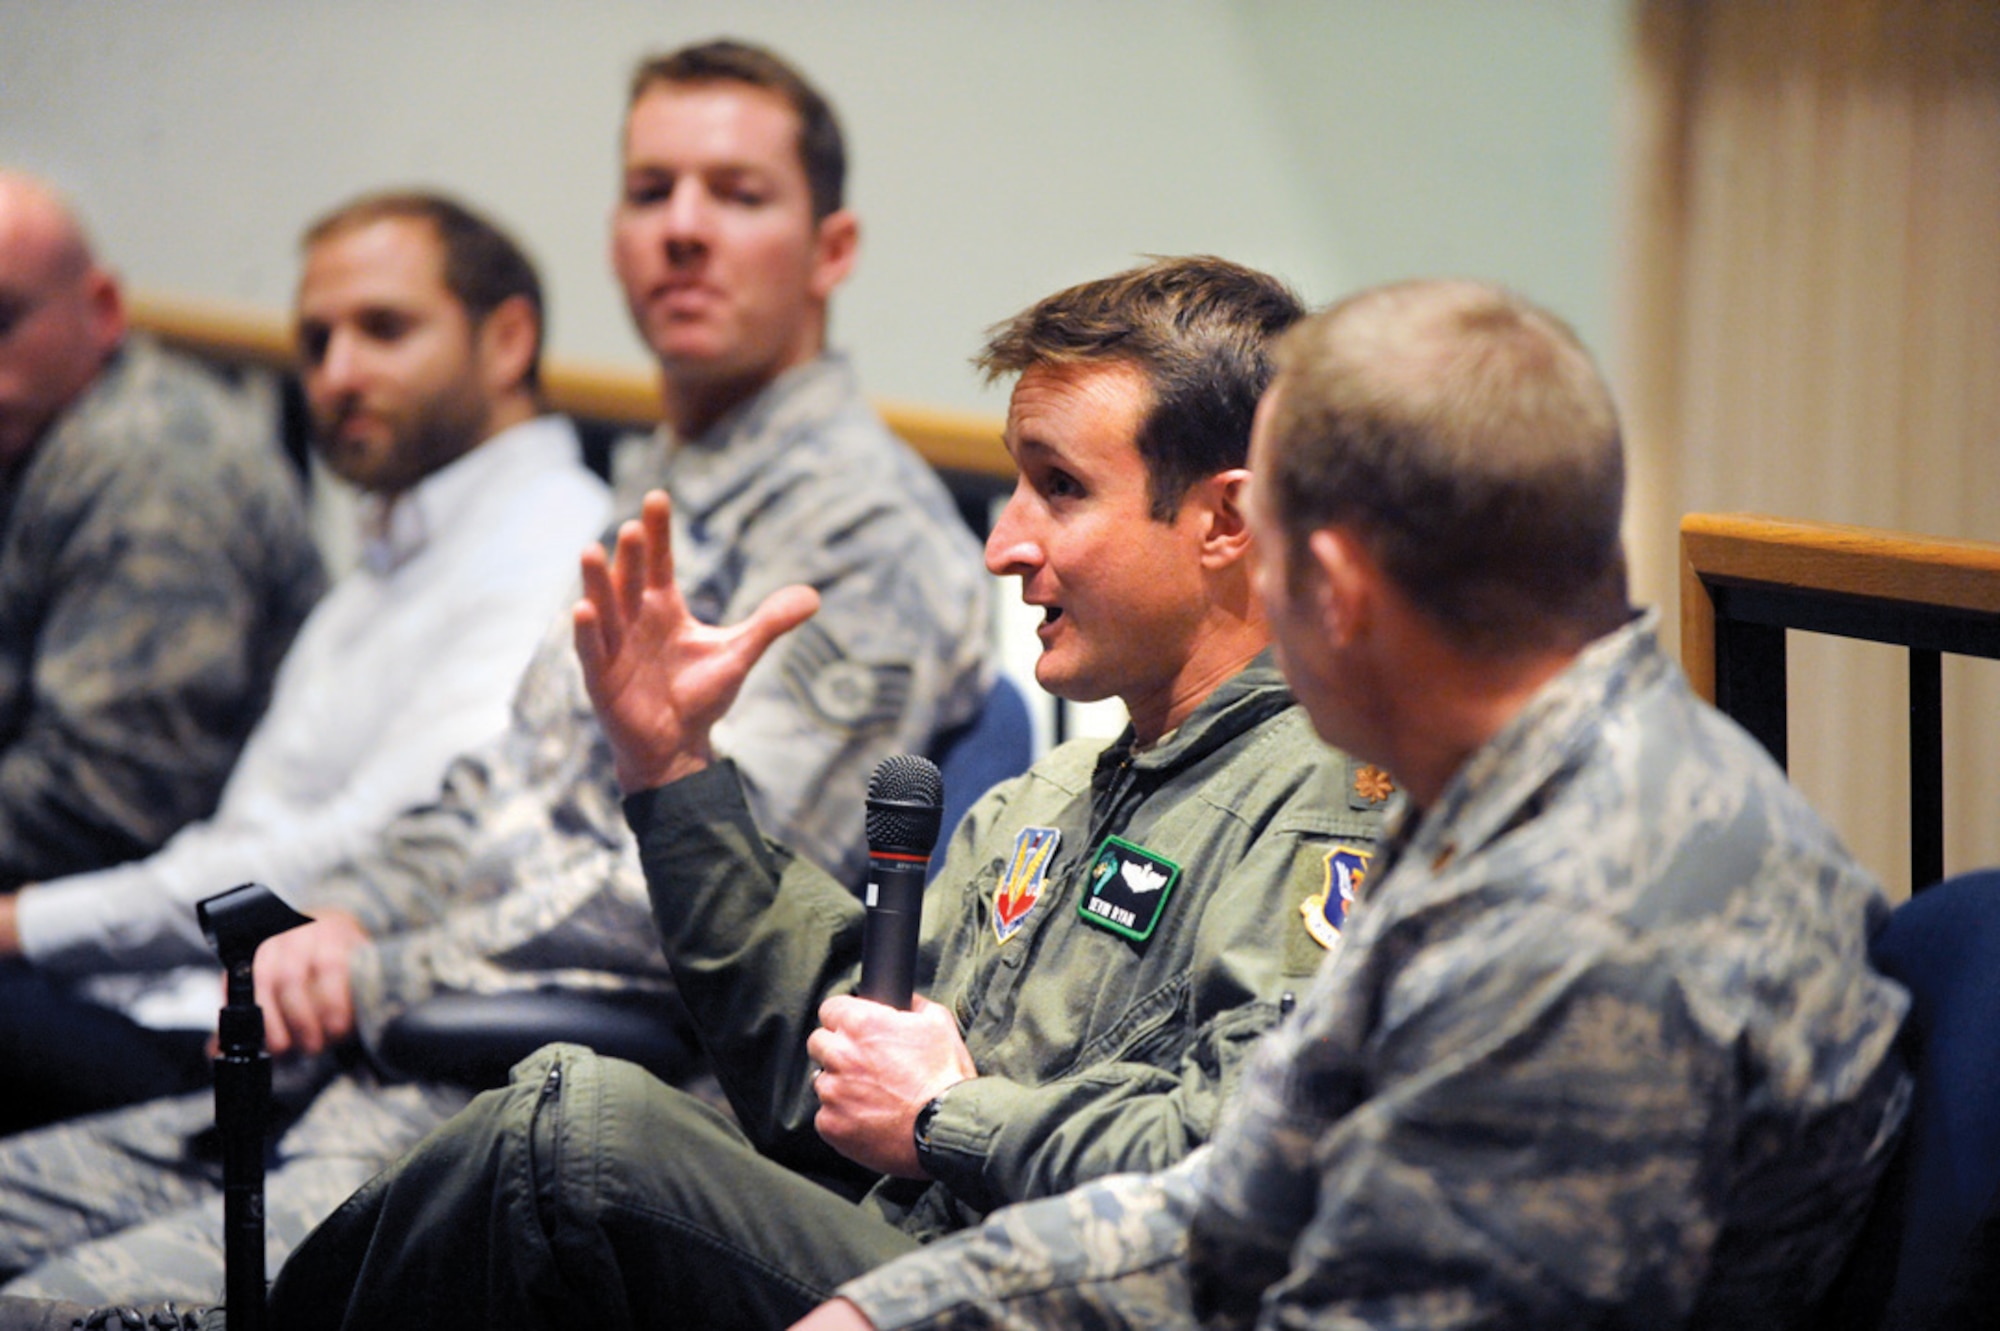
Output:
[612,519,648,626]
[573,599,610,690]
[735,585,821,665]
[576,546,621,666]
[641,489,676,590]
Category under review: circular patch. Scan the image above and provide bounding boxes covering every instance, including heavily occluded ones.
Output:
[810,660,880,726]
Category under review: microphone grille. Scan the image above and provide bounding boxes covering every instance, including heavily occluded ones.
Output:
[865,754,944,855]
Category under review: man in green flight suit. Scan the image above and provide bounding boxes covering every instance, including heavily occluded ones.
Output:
[258,255,1391,1330]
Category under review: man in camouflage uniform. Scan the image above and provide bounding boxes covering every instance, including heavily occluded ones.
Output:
[0,171,322,892]
[796,279,1915,1331]
[256,255,1388,1331]
[0,41,990,1308]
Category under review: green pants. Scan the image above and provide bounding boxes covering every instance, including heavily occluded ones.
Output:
[268,1043,921,1329]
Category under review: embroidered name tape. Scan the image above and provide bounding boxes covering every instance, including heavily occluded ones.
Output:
[1079,835,1182,943]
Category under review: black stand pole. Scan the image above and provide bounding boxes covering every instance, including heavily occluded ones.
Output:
[213,958,271,1331]
[198,883,310,1331]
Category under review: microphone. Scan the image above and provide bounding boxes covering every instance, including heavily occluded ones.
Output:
[857,754,944,1009]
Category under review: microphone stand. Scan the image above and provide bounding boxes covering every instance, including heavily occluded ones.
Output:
[198,883,311,1331]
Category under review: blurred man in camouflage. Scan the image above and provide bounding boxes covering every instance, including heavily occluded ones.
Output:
[0,191,610,1137]
[0,39,990,1312]
[793,279,1915,1331]
[0,172,322,891]
[254,254,1388,1331]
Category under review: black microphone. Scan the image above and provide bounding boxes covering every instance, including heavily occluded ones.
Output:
[857,754,944,1009]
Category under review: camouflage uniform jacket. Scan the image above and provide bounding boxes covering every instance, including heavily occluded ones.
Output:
[843,611,1913,1331]
[628,653,1385,1245]
[313,353,994,1049]
[0,336,323,888]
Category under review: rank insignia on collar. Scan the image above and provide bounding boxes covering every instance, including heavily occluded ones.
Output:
[1078,835,1182,943]
[1351,763,1395,807]
[1301,845,1371,951]
[994,827,1061,944]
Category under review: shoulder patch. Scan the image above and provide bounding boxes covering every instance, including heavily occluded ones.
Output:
[1078,835,1182,943]
[994,827,1061,944]
[782,621,912,734]
[1300,844,1370,951]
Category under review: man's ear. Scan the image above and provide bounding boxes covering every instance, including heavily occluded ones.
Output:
[1308,526,1373,647]
[1195,468,1253,570]
[85,268,126,356]
[809,209,860,301]
[477,294,539,398]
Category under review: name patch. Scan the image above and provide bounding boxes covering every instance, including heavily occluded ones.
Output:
[1078,836,1181,943]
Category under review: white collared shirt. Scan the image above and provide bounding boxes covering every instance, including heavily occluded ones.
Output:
[21,414,610,985]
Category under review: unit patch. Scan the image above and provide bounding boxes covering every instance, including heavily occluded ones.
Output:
[1301,844,1371,950]
[993,827,1061,944]
[1078,835,1182,943]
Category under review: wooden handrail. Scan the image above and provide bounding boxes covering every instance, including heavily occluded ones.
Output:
[1680,512,2000,891]
[125,290,1012,482]
[1679,513,2000,700]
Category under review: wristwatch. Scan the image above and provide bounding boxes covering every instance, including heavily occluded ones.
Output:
[912,1083,955,1165]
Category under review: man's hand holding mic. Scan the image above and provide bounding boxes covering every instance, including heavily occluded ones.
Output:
[807,992,975,1178]
[573,489,820,794]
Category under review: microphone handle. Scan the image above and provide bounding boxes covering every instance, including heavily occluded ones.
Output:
[857,852,928,1009]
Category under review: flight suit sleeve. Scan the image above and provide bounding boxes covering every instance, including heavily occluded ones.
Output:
[623,759,868,1170]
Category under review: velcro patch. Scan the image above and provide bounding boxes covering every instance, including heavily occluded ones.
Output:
[994,827,1061,944]
[1300,845,1370,950]
[1078,835,1181,943]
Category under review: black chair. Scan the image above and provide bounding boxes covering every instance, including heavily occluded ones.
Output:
[1819,868,2000,1328]
[375,675,1036,1090]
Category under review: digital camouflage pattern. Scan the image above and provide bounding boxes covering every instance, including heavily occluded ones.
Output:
[0,1069,470,1305]
[843,613,1913,1330]
[0,336,324,887]
[0,351,992,1303]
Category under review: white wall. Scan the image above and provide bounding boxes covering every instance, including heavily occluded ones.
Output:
[1,0,1626,743]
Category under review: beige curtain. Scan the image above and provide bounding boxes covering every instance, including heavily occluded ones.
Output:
[1618,0,2000,896]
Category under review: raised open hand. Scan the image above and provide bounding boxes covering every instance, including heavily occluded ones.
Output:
[574,489,820,793]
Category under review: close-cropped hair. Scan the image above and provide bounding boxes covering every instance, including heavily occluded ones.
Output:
[1267,279,1629,654]
[302,190,545,390]
[978,255,1305,521]
[627,39,847,221]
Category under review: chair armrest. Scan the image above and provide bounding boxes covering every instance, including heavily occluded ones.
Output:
[375,990,694,1090]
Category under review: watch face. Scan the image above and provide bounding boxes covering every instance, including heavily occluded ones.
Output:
[914,1094,945,1151]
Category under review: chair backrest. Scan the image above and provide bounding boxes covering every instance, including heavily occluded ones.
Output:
[926,674,1035,880]
[1819,868,2000,1327]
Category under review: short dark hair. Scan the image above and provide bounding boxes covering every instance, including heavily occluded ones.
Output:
[1266,279,1629,654]
[977,256,1305,520]
[302,190,545,390]
[627,39,846,220]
